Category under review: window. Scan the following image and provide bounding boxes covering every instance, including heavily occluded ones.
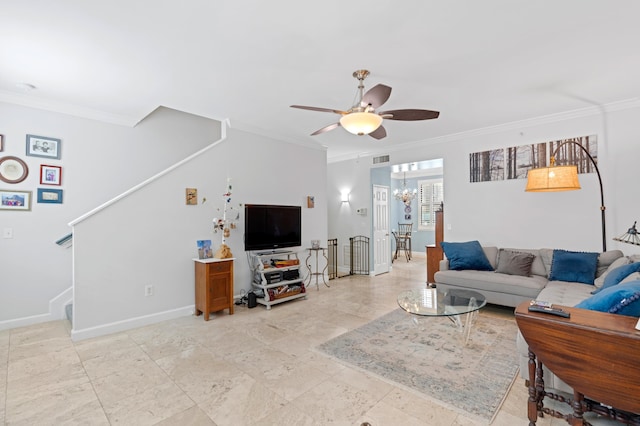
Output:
[419,179,443,230]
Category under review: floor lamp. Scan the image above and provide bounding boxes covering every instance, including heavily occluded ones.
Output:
[525,140,606,252]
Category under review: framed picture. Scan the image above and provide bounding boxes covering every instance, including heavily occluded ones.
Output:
[0,134,4,151]
[307,195,315,208]
[26,134,61,159]
[0,189,32,211]
[186,188,197,205]
[40,164,62,185]
[37,188,63,204]
[196,240,213,259]
[0,156,29,184]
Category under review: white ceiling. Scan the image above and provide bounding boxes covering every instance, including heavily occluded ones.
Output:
[2,1,639,162]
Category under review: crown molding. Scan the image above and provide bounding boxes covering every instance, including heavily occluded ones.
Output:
[0,90,141,127]
[329,98,640,163]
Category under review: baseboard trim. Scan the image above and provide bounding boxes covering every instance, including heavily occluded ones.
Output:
[0,312,56,331]
[0,286,73,331]
[70,305,194,341]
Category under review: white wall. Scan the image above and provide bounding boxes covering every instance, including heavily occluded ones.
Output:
[328,103,640,263]
[326,157,375,272]
[0,104,220,327]
[71,127,327,339]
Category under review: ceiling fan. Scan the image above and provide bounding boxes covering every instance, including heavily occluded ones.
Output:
[290,69,439,140]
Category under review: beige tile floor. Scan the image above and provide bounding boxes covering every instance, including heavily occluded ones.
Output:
[0,254,585,425]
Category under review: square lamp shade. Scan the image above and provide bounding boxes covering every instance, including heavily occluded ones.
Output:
[525,165,581,192]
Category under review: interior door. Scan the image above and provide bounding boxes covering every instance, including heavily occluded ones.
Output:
[373,184,390,275]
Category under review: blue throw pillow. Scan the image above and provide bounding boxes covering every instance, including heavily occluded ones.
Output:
[592,262,640,294]
[440,240,493,271]
[548,249,599,285]
[575,280,640,316]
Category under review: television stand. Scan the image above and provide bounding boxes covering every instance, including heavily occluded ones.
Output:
[249,249,307,309]
[256,249,290,255]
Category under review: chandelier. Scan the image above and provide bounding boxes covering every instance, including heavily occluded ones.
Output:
[393,173,417,205]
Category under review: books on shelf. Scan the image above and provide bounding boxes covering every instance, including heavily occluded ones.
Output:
[196,240,213,259]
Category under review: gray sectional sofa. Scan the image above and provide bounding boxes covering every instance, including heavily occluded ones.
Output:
[434,245,627,393]
[435,246,626,307]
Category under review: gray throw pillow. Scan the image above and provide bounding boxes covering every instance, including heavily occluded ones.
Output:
[495,249,536,277]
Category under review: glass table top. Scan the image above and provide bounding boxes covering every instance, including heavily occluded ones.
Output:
[397,288,487,317]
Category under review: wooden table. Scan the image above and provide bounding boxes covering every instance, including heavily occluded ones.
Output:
[515,301,640,425]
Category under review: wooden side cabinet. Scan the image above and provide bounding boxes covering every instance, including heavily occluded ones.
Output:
[194,258,234,321]
[426,245,443,284]
[426,209,444,284]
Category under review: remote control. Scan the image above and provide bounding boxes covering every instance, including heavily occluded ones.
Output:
[528,305,570,318]
[530,300,553,308]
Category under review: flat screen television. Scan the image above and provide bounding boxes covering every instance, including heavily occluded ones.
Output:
[244,204,302,251]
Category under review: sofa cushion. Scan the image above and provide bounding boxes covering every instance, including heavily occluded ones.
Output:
[435,269,546,298]
[594,255,631,288]
[548,249,599,285]
[593,262,640,294]
[537,280,596,307]
[482,246,499,269]
[621,272,640,284]
[440,240,494,271]
[595,250,625,278]
[575,281,640,316]
[539,248,555,277]
[495,249,535,276]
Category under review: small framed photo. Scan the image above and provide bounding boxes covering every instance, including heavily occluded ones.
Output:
[0,189,32,211]
[307,195,315,208]
[26,134,61,159]
[186,188,197,205]
[196,240,213,259]
[37,188,63,204]
[40,165,62,185]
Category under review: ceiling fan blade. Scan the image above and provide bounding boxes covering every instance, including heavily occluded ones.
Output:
[379,109,440,121]
[362,84,392,109]
[290,105,348,115]
[311,122,340,136]
[368,125,387,140]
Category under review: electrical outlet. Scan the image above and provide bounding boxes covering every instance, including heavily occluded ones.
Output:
[144,285,153,297]
[2,228,13,239]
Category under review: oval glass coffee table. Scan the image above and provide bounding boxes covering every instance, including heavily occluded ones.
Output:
[397,288,487,345]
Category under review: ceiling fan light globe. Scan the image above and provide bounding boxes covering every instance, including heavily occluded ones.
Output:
[339,112,383,135]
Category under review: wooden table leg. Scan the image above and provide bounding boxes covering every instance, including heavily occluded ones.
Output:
[571,391,585,426]
[527,349,539,426]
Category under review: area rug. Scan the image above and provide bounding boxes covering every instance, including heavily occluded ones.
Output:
[317,308,519,423]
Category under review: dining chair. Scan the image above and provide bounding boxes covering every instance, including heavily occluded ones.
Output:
[392,222,413,262]
[398,223,413,258]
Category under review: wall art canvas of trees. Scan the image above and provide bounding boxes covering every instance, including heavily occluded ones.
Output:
[506,142,547,179]
[550,134,597,174]
[470,149,504,182]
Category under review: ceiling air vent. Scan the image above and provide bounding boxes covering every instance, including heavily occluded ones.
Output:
[373,155,389,164]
